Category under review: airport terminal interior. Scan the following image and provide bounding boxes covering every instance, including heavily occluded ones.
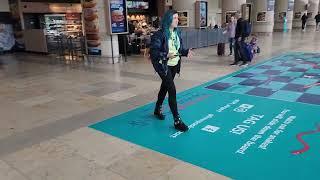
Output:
[1,0,320,179]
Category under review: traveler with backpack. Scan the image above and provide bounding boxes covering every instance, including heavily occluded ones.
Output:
[149,10,194,132]
[230,13,251,67]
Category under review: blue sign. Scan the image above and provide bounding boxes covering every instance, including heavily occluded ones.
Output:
[109,0,128,34]
[199,1,207,27]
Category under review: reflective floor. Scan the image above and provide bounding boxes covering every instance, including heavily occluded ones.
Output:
[0,29,320,180]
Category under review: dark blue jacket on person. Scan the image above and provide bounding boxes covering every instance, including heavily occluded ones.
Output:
[149,29,189,76]
[235,18,251,39]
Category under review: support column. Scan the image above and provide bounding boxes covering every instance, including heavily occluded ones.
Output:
[221,0,246,23]
[158,0,170,17]
[83,0,120,63]
[9,0,25,49]
[248,0,275,33]
[293,0,308,28]
[208,0,222,27]
[97,0,120,62]
[274,0,294,31]
[307,0,319,25]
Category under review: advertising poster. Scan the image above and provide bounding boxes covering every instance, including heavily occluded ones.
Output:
[82,0,101,55]
[294,12,301,19]
[127,1,148,9]
[257,12,266,22]
[177,11,189,27]
[109,0,128,34]
[199,1,208,27]
[267,0,275,11]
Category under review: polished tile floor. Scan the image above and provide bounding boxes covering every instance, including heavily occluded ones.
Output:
[0,29,320,180]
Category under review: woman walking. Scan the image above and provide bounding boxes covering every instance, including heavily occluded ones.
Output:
[226,16,236,56]
[150,10,194,132]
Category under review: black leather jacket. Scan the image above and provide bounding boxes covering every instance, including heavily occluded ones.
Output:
[149,29,189,76]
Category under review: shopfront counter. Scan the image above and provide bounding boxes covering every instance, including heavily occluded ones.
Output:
[24,29,48,53]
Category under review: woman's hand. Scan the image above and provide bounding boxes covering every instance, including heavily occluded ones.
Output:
[167,53,178,59]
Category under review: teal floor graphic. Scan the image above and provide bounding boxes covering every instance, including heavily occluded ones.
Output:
[90,52,320,179]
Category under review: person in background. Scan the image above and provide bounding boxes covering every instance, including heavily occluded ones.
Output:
[149,10,194,132]
[128,20,136,34]
[301,13,308,31]
[230,12,250,66]
[153,17,160,29]
[315,12,320,31]
[250,34,260,54]
[226,16,236,56]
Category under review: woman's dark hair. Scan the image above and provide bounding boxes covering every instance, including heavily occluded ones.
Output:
[161,9,180,43]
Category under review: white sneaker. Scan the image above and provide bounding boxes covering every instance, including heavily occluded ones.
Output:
[239,62,249,67]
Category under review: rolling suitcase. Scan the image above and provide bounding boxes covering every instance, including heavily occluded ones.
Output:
[217,43,225,56]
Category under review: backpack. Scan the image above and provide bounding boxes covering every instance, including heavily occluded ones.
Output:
[241,42,254,62]
[243,20,252,37]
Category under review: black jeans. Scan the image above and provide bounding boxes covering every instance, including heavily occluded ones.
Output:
[234,39,247,63]
[156,65,179,117]
[228,37,235,54]
[302,21,306,30]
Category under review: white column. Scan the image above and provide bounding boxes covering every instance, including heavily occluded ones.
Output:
[208,0,222,27]
[83,0,120,63]
[248,0,274,33]
[97,0,119,62]
[293,0,308,28]
[307,0,319,25]
[274,0,294,31]
[222,0,246,23]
